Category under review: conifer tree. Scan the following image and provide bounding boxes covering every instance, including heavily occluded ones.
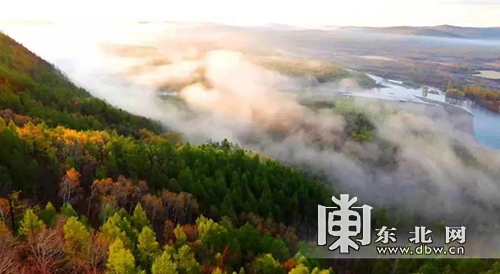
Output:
[152,249,178,274]
[132,203,150,231]
[289,264,310,274]
[175,245,201,274]
[39,201,57,227]
[99,212,131,247]
[63,216,90,256]
[252,254,285,274]
[106,238,136,274]
[61,203,78,217]
[18,208,44,238]
[174,224,187,247]
[0,117,5,133]
[138,226,160,269]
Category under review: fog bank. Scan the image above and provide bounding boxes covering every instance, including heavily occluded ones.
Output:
[3,23,500,233]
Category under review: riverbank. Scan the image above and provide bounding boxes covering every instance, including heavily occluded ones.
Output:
[362,74,499,149]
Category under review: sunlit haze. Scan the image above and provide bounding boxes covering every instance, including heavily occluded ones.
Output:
[2,0,500,268]
[1,0,500,27]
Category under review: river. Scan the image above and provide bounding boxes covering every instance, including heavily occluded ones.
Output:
[363,74,500,150]
[472,107,500,150]
[2,23,499,150]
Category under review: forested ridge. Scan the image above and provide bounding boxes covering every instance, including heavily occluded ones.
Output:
[0,32,162,135]
[1,32,500,274]
[0,32,334,273]
[0,120,333,231]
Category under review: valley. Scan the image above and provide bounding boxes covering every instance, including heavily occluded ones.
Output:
[0,22,500,273]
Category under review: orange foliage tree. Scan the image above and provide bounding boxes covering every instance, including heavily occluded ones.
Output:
[58,168,81,205]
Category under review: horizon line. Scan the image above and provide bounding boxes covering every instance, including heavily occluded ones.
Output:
[1,20,499,29]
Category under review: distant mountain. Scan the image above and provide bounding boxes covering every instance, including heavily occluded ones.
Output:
[344,25,500,39]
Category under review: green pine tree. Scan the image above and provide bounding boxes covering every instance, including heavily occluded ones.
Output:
[39,201,56,227]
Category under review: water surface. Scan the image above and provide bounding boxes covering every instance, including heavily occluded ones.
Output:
[473,107,500,150]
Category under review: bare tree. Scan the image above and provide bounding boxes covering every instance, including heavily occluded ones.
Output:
[22,228,65,274]
[0,226,20,274]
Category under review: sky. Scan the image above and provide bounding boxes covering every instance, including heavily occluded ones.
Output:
[0,0,499,28]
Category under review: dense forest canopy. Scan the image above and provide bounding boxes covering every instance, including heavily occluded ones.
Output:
[1,32,499,274]
[0,32,335,273]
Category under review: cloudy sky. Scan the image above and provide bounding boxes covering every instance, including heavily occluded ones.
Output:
[1,0,499,27]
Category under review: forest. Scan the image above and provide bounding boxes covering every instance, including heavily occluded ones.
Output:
[255,56,380,89]
[1,32,500,273]
[0,33,162,135]
[446,84,500,113]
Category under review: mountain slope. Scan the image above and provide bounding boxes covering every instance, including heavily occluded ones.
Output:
[0,28,499,274]
[0,32,162,135]
[346,25,500,39]
[0,33,338,273]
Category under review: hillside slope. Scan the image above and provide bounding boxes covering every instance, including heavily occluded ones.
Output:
[0,33,337,273]
[0,32,162,135]
[0,31,498,274]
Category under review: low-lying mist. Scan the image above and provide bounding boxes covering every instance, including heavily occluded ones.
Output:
[3,23,500,235]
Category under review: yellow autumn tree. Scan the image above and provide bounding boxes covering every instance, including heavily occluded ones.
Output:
[63,216,90,256]
[18,208,45,239]
[106,238,135,274]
